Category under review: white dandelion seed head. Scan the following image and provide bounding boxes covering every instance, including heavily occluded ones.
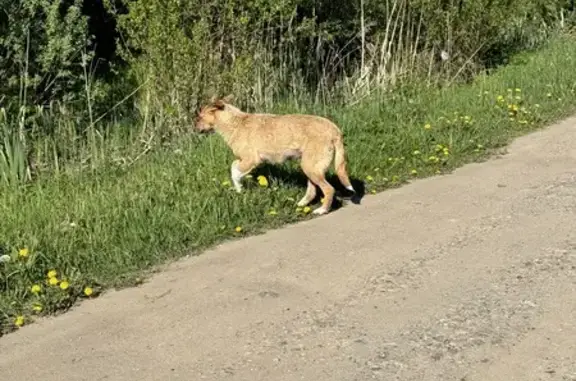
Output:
[440,50,450,61]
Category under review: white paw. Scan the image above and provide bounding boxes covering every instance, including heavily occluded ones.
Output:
[313,207,329,215]
[297,198,310,207]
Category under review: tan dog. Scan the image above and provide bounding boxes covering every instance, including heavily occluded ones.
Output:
[194,95,355,215]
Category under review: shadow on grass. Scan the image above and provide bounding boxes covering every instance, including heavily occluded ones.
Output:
[253,163,366,211]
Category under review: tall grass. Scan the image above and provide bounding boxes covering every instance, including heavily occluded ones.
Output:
[3,1,570,183]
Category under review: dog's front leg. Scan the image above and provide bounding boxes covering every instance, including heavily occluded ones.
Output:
[231,159,255,193]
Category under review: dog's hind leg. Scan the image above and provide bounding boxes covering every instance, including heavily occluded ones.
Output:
[301,149,335,215]
[297,180,317,207]
[231,159,256,193]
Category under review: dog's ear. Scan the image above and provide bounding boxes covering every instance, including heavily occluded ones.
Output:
[221,94,234,104]
[213,99,226,110]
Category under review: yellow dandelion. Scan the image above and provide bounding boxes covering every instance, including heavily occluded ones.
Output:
[221,180,231,187]
[59,280,70,290]
[32,304,43,312]
[443,148,450,156]
[497,95,505,102]
[83,287,94,297]
[411,169,418,176]
[370,189,377,194]
[424,123,432,130]
[435,144,444,152]
[47,269,57,279]
[30,284,41,294]
[268,209,277,216]
[18,247,29,258]
[14,315,25,327]
[366,175,374,182]
[48,277,59,286]
[234,226,243,233]
[413,150,421,155]
[257,175,269,188]
[303,206,311,214]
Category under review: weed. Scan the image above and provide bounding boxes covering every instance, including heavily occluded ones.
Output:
[1,36,576,335]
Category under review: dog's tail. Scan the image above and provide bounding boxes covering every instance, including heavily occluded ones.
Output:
[333,134,355,194]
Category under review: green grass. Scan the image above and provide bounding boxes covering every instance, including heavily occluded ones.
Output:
[1,35,576,335]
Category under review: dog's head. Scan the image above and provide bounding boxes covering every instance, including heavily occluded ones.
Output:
[194,95,234,133]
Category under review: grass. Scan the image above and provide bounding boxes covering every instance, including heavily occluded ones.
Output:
[1,35,576,335]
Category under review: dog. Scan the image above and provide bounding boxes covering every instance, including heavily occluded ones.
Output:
[194,95,356,215]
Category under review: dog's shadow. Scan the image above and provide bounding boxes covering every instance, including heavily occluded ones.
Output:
[253,163,366,211]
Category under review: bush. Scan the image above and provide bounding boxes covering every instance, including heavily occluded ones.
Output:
[112,0,570,127]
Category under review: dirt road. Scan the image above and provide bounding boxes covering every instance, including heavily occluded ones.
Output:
[2,117,576,381]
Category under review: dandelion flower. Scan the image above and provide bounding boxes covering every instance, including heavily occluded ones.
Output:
[59,281,70,290]
[14,315,25,327]
[497,95,504,102]
[47,270,57,279]
[411,169,418,176]
[32,304,43,312]
[268,209,277,216]
[31,284,41,294]
[84,287,94,297]
[257,175,269,188]
[303,206,311,214]
[221,180,231,187]
[235,226,243,233]
[48,277,59,286]
[424,123,432,130]
[370,189,377,194]
[18,248,29,258]
[366,175,374,182]
[413,150,421,155]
